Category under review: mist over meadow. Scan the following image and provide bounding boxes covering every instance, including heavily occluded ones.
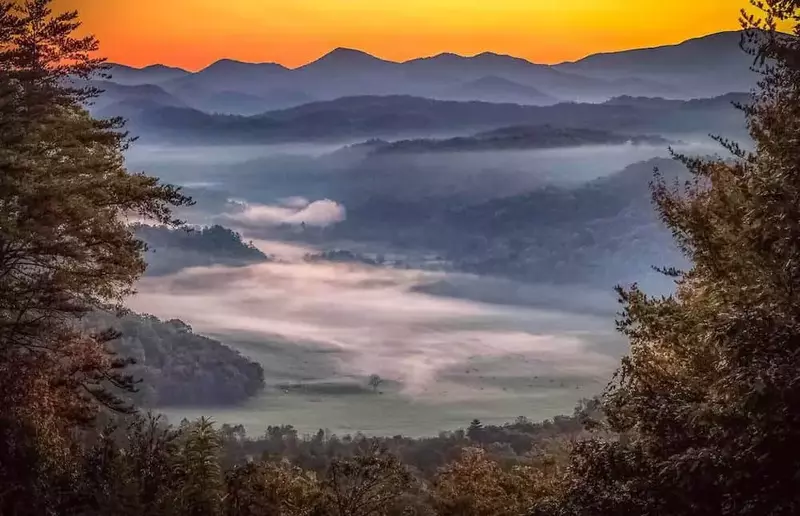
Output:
[121,132,714,433]
[99,29,760,434]
[128,247,620,435]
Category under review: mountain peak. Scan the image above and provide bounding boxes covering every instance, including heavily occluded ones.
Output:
[474,51,504,58]
[329,47,373,57]
[202,59,288,73]
[472,51,538,66]
[470,75,524,86]
[453,75,557,103]
[210,58,243,65]
[299,47,391,71]
[430,52,467,61]
[140,64,188,73]
[320,47,384,62]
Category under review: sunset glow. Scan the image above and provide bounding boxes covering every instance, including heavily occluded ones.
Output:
[54,0,742,70]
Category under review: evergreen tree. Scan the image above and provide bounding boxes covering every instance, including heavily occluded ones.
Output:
[0,0,190,511]
[543,2,800,515]
[176,418,224,516]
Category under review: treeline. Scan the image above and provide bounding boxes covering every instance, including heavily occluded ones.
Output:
[304,249,383,266]
[134,224,269,276]
[2,1,800,515]
[217,400,600,477]
[27,405,596,516]
[370,125,671,154]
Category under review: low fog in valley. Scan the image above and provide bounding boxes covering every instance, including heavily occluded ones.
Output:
[129,246,620,435]
[121,133,721,433]
[103,31,755,435]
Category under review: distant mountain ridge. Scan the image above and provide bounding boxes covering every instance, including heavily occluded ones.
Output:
[99,31,759,115]
[554,31,758,97]
[105,63,191,85]
[442,76,558,104]
[366,126,671,154]
[111,92,748,145]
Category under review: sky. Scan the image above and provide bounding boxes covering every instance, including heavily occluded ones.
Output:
[54,0,743,70]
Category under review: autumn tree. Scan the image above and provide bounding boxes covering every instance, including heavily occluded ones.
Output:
[433,447,559,516]
[73,413,183,515]
[542,1,800,515]
[325,446,414,516]
[225,459,327,516]
[0,0,190,511]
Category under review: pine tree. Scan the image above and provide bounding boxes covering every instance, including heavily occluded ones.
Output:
[544,2,800,515]
[0,1,191,511]
[0,0,191,420]
[176,418,224,516]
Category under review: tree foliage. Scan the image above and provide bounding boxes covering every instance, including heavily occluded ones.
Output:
[432,447,560,516]
[226,459,327,516]
[0,0,190,510]
[541,2,800,515]
[175,417,225,516]
[326,446,415,516]
[134,224,268,276]
[85,311,265,407]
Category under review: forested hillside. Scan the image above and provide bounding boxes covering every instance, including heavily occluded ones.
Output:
[85,311,265,406]
[134,223,269,275]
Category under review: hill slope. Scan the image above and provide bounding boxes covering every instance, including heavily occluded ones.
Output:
[555,31,759,97]
[441,75,559,104]
[115,93,748,144]
[86,311,265,407]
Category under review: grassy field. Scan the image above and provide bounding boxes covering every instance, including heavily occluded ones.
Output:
[132,259,625,436]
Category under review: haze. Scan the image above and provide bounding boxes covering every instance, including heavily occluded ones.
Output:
[69,6,758,434]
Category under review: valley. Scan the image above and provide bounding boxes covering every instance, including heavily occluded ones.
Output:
[95,31,753,436]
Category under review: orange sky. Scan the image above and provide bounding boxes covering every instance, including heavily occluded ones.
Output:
[53,0,743,71]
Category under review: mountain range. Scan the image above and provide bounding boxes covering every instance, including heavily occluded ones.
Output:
[102,92,749,145]
[95,31,758,117]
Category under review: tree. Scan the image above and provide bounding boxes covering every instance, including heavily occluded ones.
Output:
[545,2,800,515]
[0,0,190,422]
[326,446,414,516]
[432,447,559,516]
[467,419,484,442]
[225,460,326,516]
[74,413,182,515]
[0,0,190,510]
[175,418,224,516]
[368,374,384,393]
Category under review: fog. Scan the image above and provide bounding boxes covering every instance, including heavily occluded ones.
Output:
[127,137,721,210]
[120,132,705,434]
[333,141,719,203]
[128,242,622,434]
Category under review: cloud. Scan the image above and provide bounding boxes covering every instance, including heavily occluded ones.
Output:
[222,198,346,228]
[279,196,312,209]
